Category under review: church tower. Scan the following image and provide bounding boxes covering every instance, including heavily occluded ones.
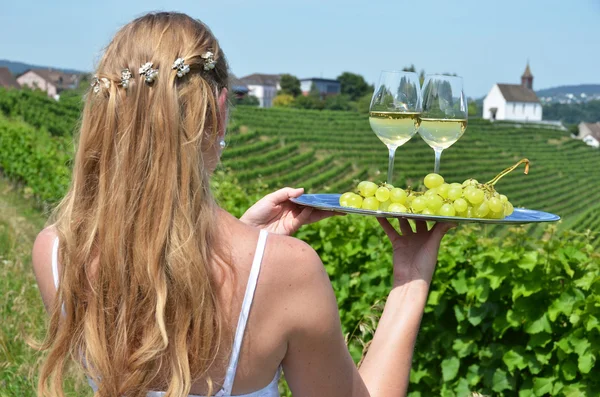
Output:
[521,62,533,90]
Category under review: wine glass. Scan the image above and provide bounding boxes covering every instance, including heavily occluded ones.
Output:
[418,74,468,174]
[369,71,422,185]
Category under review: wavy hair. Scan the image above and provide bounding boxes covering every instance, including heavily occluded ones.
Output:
[37,12,230,397]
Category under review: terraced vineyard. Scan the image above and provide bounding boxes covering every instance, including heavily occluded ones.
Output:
[225,106,600,245]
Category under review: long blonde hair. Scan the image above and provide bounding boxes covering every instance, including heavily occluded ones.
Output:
[38,12,230,397]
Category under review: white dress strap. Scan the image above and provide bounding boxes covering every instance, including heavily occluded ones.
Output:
[221,230,269,395]
[51,237,60,290]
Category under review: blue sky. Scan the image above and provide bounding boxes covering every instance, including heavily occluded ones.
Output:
[1,0,598,97]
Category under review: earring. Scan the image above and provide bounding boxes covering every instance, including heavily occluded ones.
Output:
[219,139,227,149]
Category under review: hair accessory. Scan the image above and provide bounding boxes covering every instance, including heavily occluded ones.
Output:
[201,51,216,71]
[219,139,227,149]
[172,58,190,78]
[91,76,110,93]
[120,68,132,88]
[139,62,159,84]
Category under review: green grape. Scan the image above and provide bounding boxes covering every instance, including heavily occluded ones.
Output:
[362,197,380,211]
[421,208,435,215]
[357,181,378,197]
[379,200,391,211]
[339,192,355,207]
[447,186,463,201]
[456,210,468,218]
[388,203,408,213]
[390,188,407,204]
[424,188,438,197]
[424,173,444,189]
[475,201,490,218]
[375,186,391,202]
[411,197,427,213]
[438,203,456,216]
[425,194,444,212]
[450,182,463,189]
[488,197,503,213]
[406,194,416,206]
[466,207,475,218]
[453,198,468,213]
[347,193,363,209]
[490,210,504,219]
[466,188,485,204]
[437,183,449,199]
[462,179,479,187]
[504,201,514,216]
[500,194,508,203]
[462,186,475,197]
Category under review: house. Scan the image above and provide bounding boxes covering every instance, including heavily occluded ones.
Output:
[229,74,249,99]
[578,122,600,148]
[17,69,81,98]
[482,63,542,122]
[239,73,281,108]
[300,78,341,97]
[0,67,20,89]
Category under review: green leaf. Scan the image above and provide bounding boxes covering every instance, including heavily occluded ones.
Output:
[578,352,596,374]
[492,368,513,392]
[525,313,552,334]
[441,356,460,382]
[451,270,468,294]
[561,359,577,381]
[466,364,481,386]
[532,377,554,396]
[503,349,526,372]
[585,314,599,331]
[548,289,585,322]
[518,251,538,271]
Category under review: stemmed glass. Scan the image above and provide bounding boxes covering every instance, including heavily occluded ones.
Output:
[418,74,468,174]
[369,71,422,185]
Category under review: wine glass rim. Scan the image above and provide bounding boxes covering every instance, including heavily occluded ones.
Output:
[424,73,463,79]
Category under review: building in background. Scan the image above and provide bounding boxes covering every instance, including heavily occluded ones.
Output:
[17,69,81,99]
[300,78,341,97]
[0,67,20,89]
[482,63,542,122]
[578,122,600,148]
[239,73,281,108]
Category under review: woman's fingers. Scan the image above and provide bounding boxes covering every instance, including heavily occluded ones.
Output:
[265,187,304,204]
[398,218,413,235]
[415,220,428,234]
[377,217,400,239]
[431,222,457,240]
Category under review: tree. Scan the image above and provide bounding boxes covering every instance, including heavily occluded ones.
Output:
[235,95,260,106]
[468,100,479,117]
[337,72,371,101]
[292,95,324,110]
[279,74,301,97]
[324,94,352,111]
[308,82,321,99]
[273,94,294,108]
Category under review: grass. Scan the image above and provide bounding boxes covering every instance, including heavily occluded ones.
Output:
[0,177,90,397]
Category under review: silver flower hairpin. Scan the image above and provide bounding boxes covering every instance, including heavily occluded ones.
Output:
[139,62,159,84]
[120,68,132,88]
[201,51,216,71]
[91,75,110,93]
[172,58,190,78]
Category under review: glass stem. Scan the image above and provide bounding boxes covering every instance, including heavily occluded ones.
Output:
[434,148,443,174]
[387,146,397,185]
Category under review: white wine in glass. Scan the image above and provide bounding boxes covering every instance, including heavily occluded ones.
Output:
[369,71,422,185]
[419,75,468,173]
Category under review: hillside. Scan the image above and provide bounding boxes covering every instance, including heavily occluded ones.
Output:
[0,88,598,245]
[0,59,86,76]
[225,107,600,243]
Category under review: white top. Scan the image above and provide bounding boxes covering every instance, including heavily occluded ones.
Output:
[52,230,281,396]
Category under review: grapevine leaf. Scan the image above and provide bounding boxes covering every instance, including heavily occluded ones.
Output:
[561,359,577,381]
[450,270,468,294]
[524,313,552,334]
[578,352,596,374]
[441,356,460,382]
[518,251,538,271]
[503,349,526,372]
[491,368,513,392]
[532,377,554,396]
[586,315,599,331]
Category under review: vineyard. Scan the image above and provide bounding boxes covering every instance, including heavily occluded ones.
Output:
[1,88,599,396]
[225,106,600,245]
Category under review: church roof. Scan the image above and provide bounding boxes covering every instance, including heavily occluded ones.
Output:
[581,122,600,141]
[522,63,533,78]
[497,84,540,103]
[239,73,281,86]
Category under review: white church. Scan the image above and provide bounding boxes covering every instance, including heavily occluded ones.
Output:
[483,63,542,122]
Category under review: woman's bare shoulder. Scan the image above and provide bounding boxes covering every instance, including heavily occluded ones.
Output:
[32,225,58,311]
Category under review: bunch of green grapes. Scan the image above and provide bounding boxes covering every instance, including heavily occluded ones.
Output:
[339,159,530,219]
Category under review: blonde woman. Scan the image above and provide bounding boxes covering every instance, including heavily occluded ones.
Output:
[32,12,455,397]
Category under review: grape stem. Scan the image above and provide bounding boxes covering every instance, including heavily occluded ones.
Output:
[486,158,530,186]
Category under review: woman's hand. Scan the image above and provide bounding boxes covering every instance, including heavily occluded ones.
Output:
[378,218,456,287]
[240,187,340,235]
